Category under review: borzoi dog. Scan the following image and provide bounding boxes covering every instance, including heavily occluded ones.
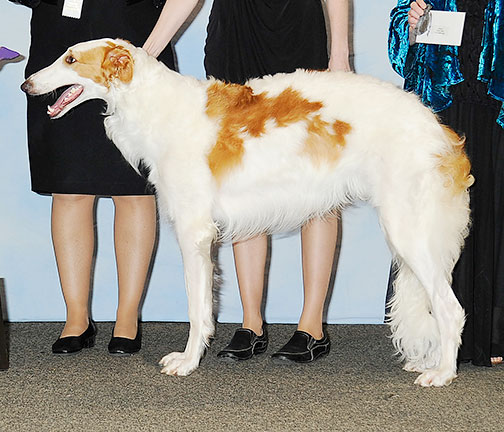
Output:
[22,38,473,387]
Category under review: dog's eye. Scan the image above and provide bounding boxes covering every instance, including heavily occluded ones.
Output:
[65,55,77,65]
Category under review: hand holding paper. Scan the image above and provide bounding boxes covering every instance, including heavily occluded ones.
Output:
[415,10,466,46]
[408,1,466,46]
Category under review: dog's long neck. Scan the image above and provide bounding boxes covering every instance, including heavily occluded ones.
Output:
[104,49,214,188]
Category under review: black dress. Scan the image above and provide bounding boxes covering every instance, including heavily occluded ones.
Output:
[25,0,175,196]
[443,0,504,366]
[204,0,329,84]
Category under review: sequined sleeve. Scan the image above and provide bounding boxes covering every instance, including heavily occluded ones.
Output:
[388,2,416,79]
[478,0,504,127]
[388,0,464,113]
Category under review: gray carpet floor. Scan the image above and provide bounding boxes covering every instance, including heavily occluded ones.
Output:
[1,322,503,432]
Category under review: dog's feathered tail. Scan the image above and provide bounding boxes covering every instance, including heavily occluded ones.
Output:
[386,262,441,371]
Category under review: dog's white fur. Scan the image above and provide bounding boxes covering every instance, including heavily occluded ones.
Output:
[22,39,473,386]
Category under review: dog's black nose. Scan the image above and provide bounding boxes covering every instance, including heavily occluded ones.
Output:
[20,79,32,94]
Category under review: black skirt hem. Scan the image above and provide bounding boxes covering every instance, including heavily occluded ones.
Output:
[32,182,155,197]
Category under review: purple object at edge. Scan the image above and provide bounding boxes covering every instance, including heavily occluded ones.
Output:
[0,47,20,61]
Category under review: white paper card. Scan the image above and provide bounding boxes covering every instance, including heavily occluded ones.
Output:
[415,11,466,46]
[62,0,83,19]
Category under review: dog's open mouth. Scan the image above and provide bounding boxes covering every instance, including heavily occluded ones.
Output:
[47,84,84,118]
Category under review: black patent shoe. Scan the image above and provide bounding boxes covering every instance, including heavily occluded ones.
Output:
[271,330,330,363]
[217,327,268,361]
[52,321,97,355]
[108,323,142,356]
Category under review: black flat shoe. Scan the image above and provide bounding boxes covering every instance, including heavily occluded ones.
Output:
[217,327,268,361]
[52,321,97,355]
[271,330,330,363]
[108,324,141,356]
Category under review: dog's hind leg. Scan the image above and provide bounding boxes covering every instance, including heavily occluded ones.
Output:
[411,275,464,387]
[159,217,217,376]
[382,199,466,387]
[388,245,464,386]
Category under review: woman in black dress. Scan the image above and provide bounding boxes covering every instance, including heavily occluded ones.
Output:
[146,0,350,362]
[389,0,504,366]
[24,0,175,355]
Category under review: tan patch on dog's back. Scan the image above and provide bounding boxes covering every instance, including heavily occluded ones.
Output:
[206,82,348,180]
[66,42,134,87]
[437,125,474,194]
[305,117,351,163]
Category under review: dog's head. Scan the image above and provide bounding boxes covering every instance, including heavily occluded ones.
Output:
[21,38,136,118]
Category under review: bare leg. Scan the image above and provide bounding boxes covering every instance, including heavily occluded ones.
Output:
[51,194,96,337]
[298,216,339,339]
[232,234,268,336]
[111,195,156,339]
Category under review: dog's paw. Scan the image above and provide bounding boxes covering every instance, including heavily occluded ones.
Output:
[403,361,427,373]
[414,369,457,387]
[159,352,199,376]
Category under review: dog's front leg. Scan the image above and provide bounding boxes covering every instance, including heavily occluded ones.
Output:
[159,218,217,376]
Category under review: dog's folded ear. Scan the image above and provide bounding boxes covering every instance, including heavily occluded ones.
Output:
[102,45,134,86]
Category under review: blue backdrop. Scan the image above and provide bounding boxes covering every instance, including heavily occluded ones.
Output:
[0,0,401,324]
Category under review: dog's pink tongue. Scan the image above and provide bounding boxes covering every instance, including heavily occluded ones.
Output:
[47,84,83,117]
